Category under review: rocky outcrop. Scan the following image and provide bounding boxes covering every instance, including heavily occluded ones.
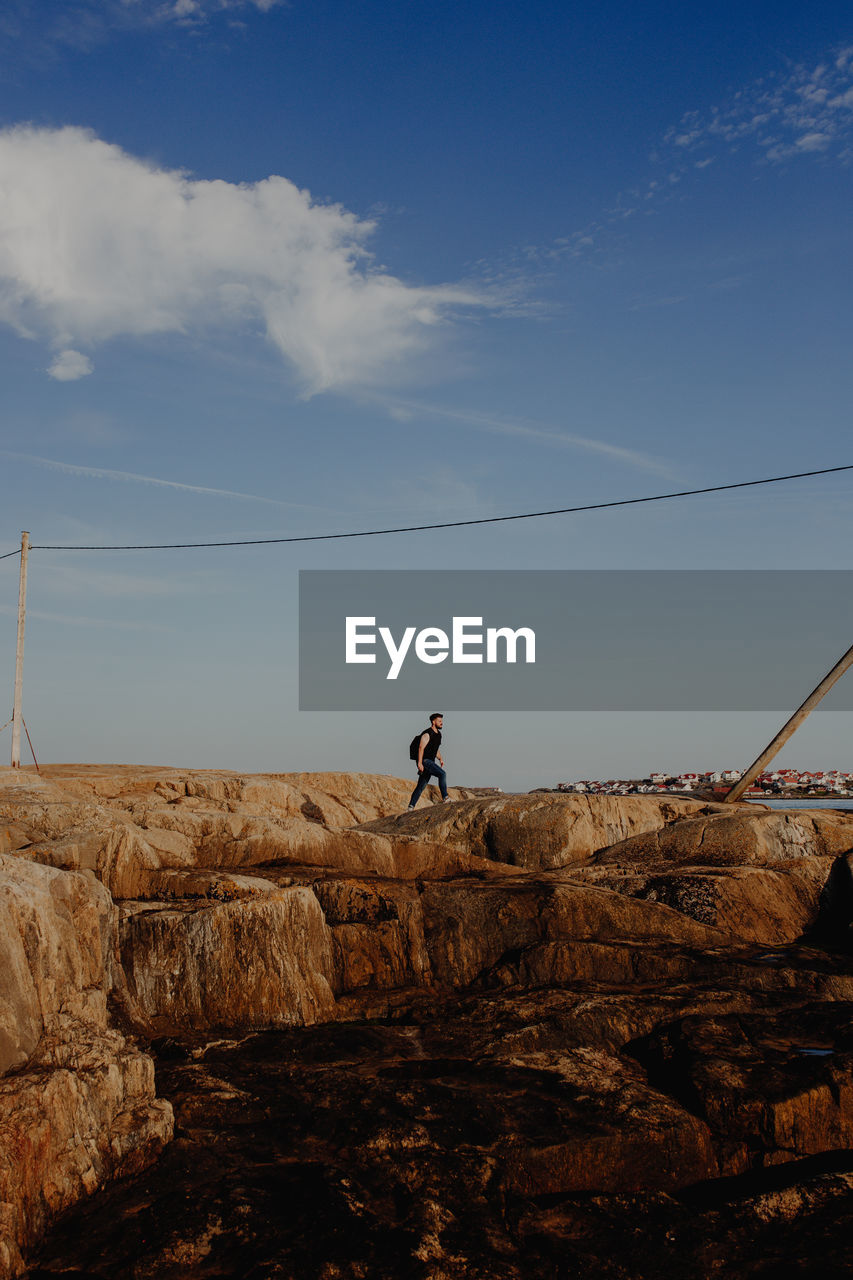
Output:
[0,766,471,1275]
[630,1001,853,1174]
[119,885,337,1034]
[359,790,712,869]
[0,853,112,1075]
[590,806,853,868]
[26,992,853,1280]
[576,806,853,945]
[0,851,172,1278]
[4,765,853,1278]
[0,768,483,897]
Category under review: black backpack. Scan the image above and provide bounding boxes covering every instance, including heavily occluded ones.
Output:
[408,731,425,761]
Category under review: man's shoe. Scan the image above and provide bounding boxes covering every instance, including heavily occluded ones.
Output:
[407,805,415,811]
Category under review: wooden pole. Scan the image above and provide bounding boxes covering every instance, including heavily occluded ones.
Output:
[724,638,853,803]
[11,531,29,769]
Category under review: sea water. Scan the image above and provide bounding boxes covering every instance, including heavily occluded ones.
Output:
[760,798,853,811]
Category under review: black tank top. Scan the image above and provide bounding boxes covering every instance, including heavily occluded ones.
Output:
[423,727,442,760]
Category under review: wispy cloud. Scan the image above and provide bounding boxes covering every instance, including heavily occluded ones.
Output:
[0,450,332,511]
[38,562,213,598]
[0,126,490,393]
[545,44,853,269]
[0,602,169,630]
[662,46,853,167]
[54,410,132,447]
[628,294,688,312]
[377,398,676,478]
[2,0,284,61]
[156,0,283,19]
[349,465,493,521]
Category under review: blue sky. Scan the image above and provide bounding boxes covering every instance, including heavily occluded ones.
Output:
[0,0,852,788]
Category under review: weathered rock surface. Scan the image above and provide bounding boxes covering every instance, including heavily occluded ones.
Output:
[592,807,853,868]
[0,847,172,1278]
[0,853,112,1075]
[3,765,853,1277]
[1,768,513,899]
[25,997,853,1280]
[359,790,713,869]
[119,886,337,1034]
[573,806,853,947]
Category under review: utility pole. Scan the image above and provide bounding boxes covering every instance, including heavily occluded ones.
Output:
[11,531,29,768]
[724,638,853,804]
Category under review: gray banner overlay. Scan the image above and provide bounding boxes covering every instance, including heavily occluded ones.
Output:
[298,570,853,711]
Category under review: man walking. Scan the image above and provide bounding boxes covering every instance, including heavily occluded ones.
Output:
[408,713,450,810]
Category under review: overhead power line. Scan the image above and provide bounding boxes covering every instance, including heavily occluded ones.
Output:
[1,463,851,556]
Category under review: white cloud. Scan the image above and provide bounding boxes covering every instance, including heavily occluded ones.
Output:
[151,0,283,20]
[555,43,853,267]
[0,603,169,631]
[40,562,210,598]
[377,398,677,478]
[662,46,853,168]
[0,451,338,510]
[795,132,832,151]
[0,126,486,392]
[47,348,93,380]
[2,0,285,62]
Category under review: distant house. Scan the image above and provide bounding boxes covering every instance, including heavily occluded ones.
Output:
[552,766,850,797]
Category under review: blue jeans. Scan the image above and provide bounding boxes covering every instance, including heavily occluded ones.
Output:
[409,759,448,806]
